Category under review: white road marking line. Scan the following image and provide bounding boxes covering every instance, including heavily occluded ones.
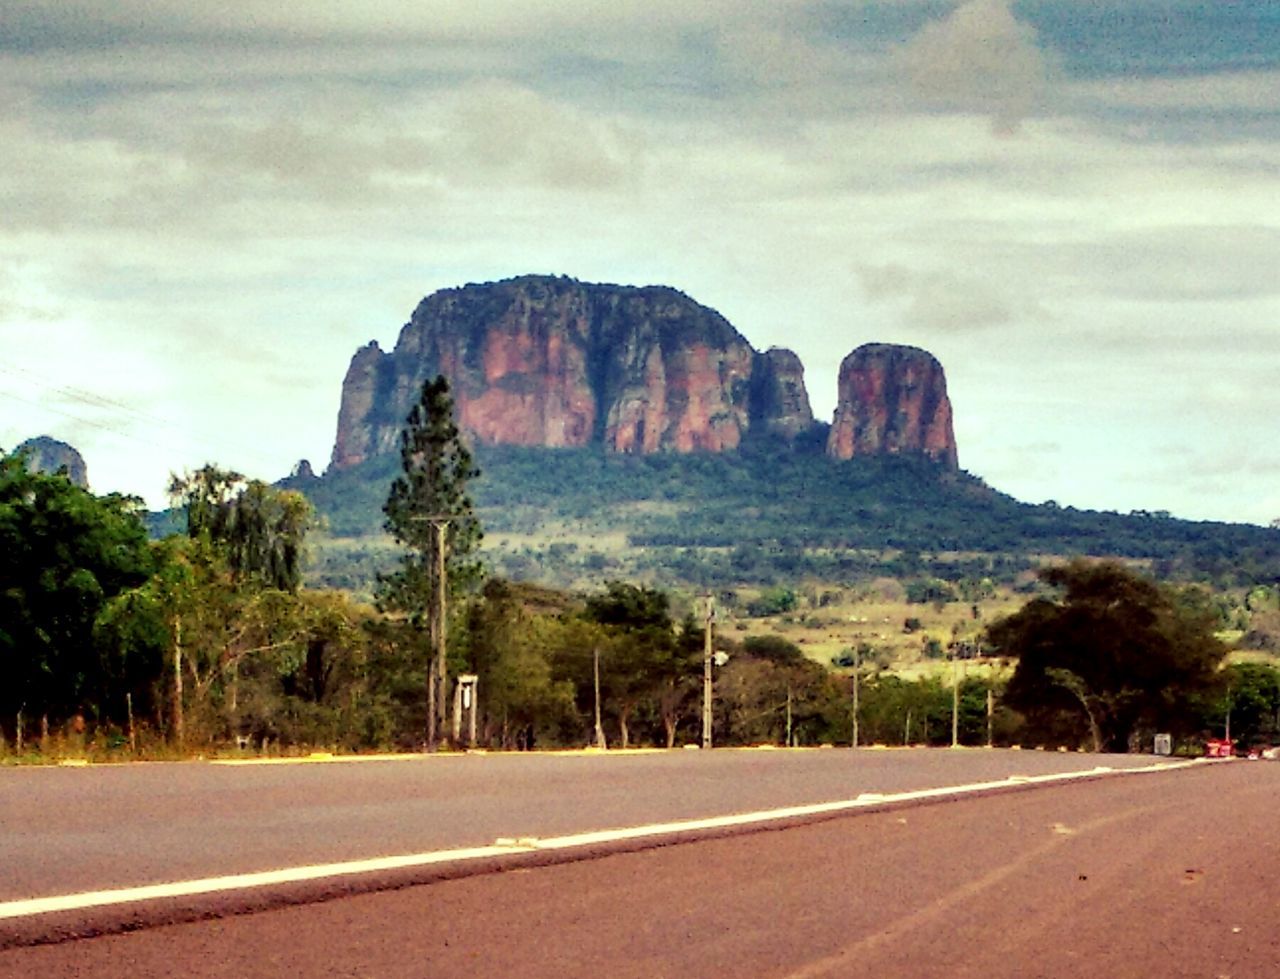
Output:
[0,759,1203,921]
[0,847,521,920]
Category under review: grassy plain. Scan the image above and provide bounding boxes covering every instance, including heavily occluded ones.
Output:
[710,583,1024,671]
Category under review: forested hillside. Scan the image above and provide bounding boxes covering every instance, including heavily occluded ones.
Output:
[11,437,1280,759]
[285,443,1280,594]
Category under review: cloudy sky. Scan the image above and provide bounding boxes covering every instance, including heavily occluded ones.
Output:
[2,0,1278,523]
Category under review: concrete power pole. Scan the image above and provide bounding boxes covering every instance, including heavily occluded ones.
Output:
[950,644,960,749]
[986,687,994,748]
[593,646,606,749]
[434,520,448,747]
[172,616,184,748]
[851,643,860,749]
[702,595,714,750]
[414,515,452,753]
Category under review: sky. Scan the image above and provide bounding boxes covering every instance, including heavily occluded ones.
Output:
[2,0,1278,523]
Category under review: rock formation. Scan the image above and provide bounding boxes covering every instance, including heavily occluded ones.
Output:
[826,344,957,468]
[330,276,805,468]
[329,276,958,471]
[331,341,401,470]
[16,436,89,488]
[749,348,814,440]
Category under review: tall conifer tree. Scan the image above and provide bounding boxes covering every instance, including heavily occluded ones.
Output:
[380,375,482,746]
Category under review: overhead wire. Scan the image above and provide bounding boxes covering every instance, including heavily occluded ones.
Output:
[0,361,307,489]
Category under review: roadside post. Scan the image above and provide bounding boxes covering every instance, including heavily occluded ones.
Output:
[453,674,478,746]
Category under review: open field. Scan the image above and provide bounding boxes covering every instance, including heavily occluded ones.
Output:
[308,527,1274,679]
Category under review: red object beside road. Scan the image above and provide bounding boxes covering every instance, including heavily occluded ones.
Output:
[1204,739,1234,758]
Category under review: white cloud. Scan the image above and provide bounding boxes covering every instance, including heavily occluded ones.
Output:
[893,0,1054,134]
[855,262,1046,332]
[6,0,802,44]
[1071,70,1280,116]
[439,81,644,191]
[1,0,1279,525]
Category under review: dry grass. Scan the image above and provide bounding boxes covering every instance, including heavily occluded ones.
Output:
[721,584,1025,674]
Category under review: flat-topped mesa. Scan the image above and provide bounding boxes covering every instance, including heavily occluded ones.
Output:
[826,343,958,468]
[329,276,810,468]
[328,277,960,471]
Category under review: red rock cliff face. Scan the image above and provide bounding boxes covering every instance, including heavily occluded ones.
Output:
[598,290,755,454]
[329,278,958,471]
[826,344,958,468]
[329,276,764,468]
[330,341,393,469]
[418,283,598,449]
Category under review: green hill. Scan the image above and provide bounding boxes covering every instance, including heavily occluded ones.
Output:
[282,444,1280,595]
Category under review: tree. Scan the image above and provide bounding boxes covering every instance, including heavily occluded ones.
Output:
[97,535,299,745]
[855,673,952,746]
[148,466,317,746]
[656,615,705,748]
[988,560,1225,752]
[1195,661,1280,750]
[99,538,399,750]
[583,581,671,632]
[0,449,155,734]
[168,465,313,592]
[582,582,682,748]
[463,579,578,747]
[168,465,243,541]
[715,651,843,747]
[742,634,805,666]
[380,375,483,747]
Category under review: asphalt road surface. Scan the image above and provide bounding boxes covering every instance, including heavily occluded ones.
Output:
[5,750,1268,977]
[2,747,1164,906]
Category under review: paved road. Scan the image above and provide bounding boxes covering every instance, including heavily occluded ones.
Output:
[3,759,1273,977]
[1,748,1161,904]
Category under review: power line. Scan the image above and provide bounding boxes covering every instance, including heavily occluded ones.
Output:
[0,388,142,440]
[0,365,173,430]
[0,363,310,486]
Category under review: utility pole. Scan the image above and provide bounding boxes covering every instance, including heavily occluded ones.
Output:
[986,687,994,748]
[127,692,136,754]
[702,594,714,750]
[172,615,184,748]
[593,646,606,749]
[851,644,860,749]
[950,643,959,748]
[412,515,452,752]
[433,519,448,749]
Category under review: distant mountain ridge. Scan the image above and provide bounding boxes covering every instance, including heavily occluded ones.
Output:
[329,275,958,470]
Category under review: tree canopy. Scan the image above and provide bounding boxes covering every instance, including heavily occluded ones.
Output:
[381,375,483,608]
[168,465,313,592]
[378,376,484,748]
[988,560,1226,751]
[0,450,155,727]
